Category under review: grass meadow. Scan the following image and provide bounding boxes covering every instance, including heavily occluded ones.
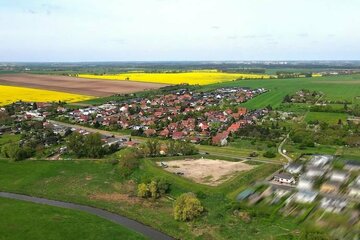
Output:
[0,159,303,240]
[0,197,146,240]
[204,74,360,109]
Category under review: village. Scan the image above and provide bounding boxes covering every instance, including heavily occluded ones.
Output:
[14,87,268,146]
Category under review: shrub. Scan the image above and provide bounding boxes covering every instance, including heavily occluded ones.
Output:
[263,150,276,158]
[173,193,204,221]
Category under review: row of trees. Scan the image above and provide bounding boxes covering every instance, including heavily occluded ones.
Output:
[1,144,34,161]
[66,132,118,158]
[137,178,170,199]
[117,139,198,177]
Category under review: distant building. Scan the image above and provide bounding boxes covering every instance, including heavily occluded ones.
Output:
[329,171,349,183]
[348,185,360,198]
[293,190,318,204]
[320,181,341,194]
[344,161,360,172]
[320,197,347,213]
[286,163,303,174]
[309,155,333,168]
[305,167,326,178]
[297,176,314,190]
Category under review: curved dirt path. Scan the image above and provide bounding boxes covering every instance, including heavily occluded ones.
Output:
[0,192,173,240]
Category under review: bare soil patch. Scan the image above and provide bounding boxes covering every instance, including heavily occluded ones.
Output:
[159,158,255,186]
[89,193,140,204]
[0,74,167,97]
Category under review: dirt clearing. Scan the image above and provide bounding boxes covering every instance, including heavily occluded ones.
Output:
[159,158,255,186]
[0,74,167,97]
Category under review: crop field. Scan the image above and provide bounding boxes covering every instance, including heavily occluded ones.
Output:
[203,74,360,109]
[0,74,167,97]
[0,197,146,240]
[0,85,93,106]
[77,72,270,85]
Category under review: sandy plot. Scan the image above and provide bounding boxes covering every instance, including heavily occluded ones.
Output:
[0,74,167,97]
[159,158,254,186]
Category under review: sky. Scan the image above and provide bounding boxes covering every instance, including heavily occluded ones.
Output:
[0,0,359,62]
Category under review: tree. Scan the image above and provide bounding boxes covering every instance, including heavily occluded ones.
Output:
[118,148,141,177]
[173,193,204,221]
[67,132,85,157]
[84,133,104,158]
[145,139,160,157]
[137,183,149,198]
[67,132,105,158]
[149,180,159,199]
[263,150,276,158]
[1,144,33,161]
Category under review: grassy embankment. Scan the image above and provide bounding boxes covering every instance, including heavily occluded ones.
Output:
[0,197,147,240]
[0,158,305,240]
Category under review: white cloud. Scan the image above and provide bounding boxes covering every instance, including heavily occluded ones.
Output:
[0,0,360,61]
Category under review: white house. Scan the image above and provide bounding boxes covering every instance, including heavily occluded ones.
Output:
[305,167,326,178]
[294,190,318,204]
[309,155,333,167]
[273,173,296,184]
[348,186,360,198]
[348,177,360,198]
[329,171,349,183]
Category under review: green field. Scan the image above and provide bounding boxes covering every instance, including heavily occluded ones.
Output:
[203,74,360,109]
[0,159,308,240]
[0,197,146,240]
[304,112,348,124]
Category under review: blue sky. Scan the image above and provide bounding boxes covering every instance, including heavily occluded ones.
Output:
[0,0,359,61]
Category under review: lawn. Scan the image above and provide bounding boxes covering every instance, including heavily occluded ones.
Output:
[0,134,21,146]
[0,197,146,240]
[304,112,348,124]
[202,74,360,109]
[0,159,302,240]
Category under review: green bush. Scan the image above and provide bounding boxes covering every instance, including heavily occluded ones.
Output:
[173,192,204,221]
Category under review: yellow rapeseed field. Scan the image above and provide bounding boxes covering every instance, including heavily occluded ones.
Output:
[0,85,93,106]
[78,72,270,85]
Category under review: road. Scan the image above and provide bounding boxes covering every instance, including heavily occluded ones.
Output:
[278,133,293,163]
[50,120,283,164]
[200,152,283,165]
[49,120,134,141]
[0,192,173,240]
